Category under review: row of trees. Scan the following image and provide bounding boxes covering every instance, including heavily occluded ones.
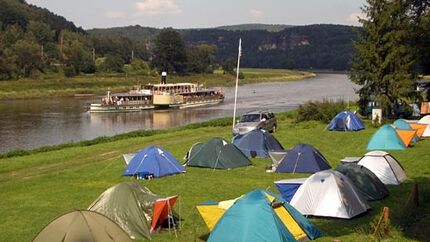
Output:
[350,0,430,117]
[0,23,220,79]
[0,0,221,79]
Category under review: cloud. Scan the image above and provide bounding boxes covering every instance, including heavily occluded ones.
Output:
[136,0,181,16]
[249,9,264,19]
[347,12,365,24]
[105,11,126,19]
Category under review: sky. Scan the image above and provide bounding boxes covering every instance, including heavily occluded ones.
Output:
[26,0,367,30]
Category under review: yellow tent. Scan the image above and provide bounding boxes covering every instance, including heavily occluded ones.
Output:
[196,196,241,231]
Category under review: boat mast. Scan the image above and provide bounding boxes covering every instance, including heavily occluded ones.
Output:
[232,38,242,128]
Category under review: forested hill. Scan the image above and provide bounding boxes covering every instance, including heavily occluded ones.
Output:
[0,0,84,33]
[215,23,293,32]
[89,24,359,70]
[182,24,359,70]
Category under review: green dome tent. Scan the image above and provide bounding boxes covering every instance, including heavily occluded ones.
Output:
[335,163,389,200]
[88,182,178,240]
[185,137,252,169]
[32,210,132,242]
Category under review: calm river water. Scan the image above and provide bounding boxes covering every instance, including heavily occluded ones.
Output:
[0,73,358,154]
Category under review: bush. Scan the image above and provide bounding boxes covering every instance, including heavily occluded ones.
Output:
[296,99,347,123]
[63,65,77,77]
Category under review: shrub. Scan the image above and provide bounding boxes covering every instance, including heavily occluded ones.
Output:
[63,65,77,77]
[296,99,347,123]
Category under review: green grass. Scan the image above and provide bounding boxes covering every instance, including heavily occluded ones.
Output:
[0,113,429,241]
[0,69,314,100]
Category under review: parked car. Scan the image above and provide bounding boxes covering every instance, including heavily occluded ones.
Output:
[232,111,277,135]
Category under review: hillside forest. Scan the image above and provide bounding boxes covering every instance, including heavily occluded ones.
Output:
[0,0,428,81]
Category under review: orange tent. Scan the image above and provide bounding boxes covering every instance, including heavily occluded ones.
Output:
[396,129,417,147]
[410,123,427,138]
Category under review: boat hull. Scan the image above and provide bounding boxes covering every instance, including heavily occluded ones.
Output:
[178,98,224,109]
[88,104,154,113]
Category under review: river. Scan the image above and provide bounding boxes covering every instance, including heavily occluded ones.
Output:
[0,73,358,154]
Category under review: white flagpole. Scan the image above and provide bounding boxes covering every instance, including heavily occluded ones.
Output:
[232,38,242,128]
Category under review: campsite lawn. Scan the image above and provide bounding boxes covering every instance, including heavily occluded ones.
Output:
[0,113,429,241]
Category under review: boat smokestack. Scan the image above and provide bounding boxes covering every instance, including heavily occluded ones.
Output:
[161,71,167,84]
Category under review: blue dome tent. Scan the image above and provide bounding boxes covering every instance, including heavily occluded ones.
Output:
[327,111,365,131]
[124,146,185,178]
[276,144,331,173]
[232,129,284,158]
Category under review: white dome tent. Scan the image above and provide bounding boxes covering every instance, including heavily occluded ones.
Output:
[290,170,370,219]
[357,151,406,185]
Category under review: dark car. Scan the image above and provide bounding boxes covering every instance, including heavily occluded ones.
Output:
[232,111,277,135]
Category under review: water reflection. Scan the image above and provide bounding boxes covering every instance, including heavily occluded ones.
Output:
[0,73,358,153]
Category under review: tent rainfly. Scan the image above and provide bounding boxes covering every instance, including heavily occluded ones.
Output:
[184,137,252,169]
[201,190,322,242]
[367,124,406,150]
[32,210,132,242]
[327,111,365,131]
[276,144,331,174]
[290,170,371,219]
[357,151,407,185]
[393,119,419,143]
[232,129,284,158]
[123,146,185,178]
[88,182,178,240]
[335,163,389,200]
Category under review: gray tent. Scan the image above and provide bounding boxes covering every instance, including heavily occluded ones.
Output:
[335,163,389,200]
[33,210,132,242]
[88,182,178,240]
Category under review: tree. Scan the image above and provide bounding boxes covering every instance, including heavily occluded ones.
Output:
[186,44,217,73]
[408,0,430,74]
[151,28,187,73]
[60,31,96,75]
[98,55,124,73]
[12,39,43,78]
[350,0,417,117]
[221,58,235,74]
[27,21,53,45]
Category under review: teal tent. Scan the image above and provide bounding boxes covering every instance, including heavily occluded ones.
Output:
[367,124,406,150]
[393,119,419,142]
[185,138,252,169]
[207,190,322,242]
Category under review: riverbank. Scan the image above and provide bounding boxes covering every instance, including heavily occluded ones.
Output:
[0,112,428,242]
[0,69,314,100]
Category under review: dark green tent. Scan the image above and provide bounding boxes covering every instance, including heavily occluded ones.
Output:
[88,182,178,240]
[185,137,252,169]
[335,163,389,200]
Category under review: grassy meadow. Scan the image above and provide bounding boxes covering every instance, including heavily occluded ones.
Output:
[0,112,429,242]
[0,69,314,100]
